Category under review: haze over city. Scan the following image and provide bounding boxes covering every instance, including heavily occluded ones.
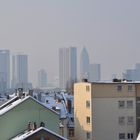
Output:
[0,0,140,86]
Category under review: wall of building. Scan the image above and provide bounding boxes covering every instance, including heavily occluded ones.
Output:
[74,82,138,140]
[93,97,136,140]
[74,83,92,140]
[92,83,136,98]
[0,98,59,140]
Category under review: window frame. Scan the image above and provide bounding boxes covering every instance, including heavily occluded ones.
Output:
[127,116,134,125]
[86,100,90,108]
[117,85,122,92]
[128,85,133,92]
[86,85,90,92]
[127,100,133,108]
[118,116,125,125]
[86,116,90,124]
[118,101,125,108]
[119,133,125,139]
[86,132,90,139]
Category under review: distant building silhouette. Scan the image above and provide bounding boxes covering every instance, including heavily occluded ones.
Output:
[59,47,77,91]
[0,50,10,92]
[89,63,101,82]
[38,69,47,88]
[80,47,89,80]
[123,63,140,81]
[12,54,31,90]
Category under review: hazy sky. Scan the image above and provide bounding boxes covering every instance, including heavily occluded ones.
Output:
[0,0,140,86]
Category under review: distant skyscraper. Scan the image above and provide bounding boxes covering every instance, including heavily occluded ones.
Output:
[59,47,77,90]
[38,69,47,88]
[0,50,10,92]
[80,47,89,80]
[12,54,29,89]
[89,63,101,82]
[123,63,140,81]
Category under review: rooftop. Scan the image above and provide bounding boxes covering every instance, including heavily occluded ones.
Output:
[0,95,59,116]
[11,127,68,140]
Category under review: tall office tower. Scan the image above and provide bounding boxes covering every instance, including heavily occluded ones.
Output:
[12,54,29,89]
[38,69,47,88]
[80,47,89,80]
[59,47,77,91]
[0,50,10,92]
[89,63,101,82]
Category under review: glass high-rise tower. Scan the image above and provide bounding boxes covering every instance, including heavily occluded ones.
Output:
[12,54,28,89]
[59,47,77,91]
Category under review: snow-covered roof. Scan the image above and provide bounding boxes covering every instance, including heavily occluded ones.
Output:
[11,127,68,140]
[0,95,59,116]
[42,94,67,119]
[0,96,18,110]
[137,132,140,140]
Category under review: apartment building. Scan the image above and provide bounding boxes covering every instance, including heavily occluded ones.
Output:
[0,91,61,140]
[74,81,140,140]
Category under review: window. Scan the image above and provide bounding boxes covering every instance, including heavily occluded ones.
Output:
[86,116,90,124]
[118,101,125,108]
[127,100,133,108]
[128,85,133,92]
[127,116,133,125]
[127,133,130,139]
[69,129,74,137]
[119,133,125,139]
[117,85,122,91]
[86,132,90,139]
[86,86,90,92]
[118,117,125,125]
[40,122,45,127]
[131,133,133,139]
[127,133,133,139]
[86,100,90,108]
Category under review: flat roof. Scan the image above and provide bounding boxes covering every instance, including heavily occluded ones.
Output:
[77,81,140,84]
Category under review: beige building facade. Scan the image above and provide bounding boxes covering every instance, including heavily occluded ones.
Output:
[74,82,140,140]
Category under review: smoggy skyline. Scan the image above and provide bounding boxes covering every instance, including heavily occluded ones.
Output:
[0,0,140,86]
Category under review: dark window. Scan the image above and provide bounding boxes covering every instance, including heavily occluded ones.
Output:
[86,132,90,139]
[127,100,133,108]
[118,101,125,108]
[69,129,74,137]
[119,133,125,139]
[127,133,133,139]
[118,117,125,125]
[127,116,133,125]
[117,85,122,91]
[127,133,130,139]
[86,100,90,108]
[86,86,90,92]
[128,85,133,91]
[86,117,90,124]
[131,133,133,139]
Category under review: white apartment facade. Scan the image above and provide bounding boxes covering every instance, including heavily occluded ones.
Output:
[74,82,140,140]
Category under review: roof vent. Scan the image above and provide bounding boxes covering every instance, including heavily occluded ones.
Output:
[82,79,88,82]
